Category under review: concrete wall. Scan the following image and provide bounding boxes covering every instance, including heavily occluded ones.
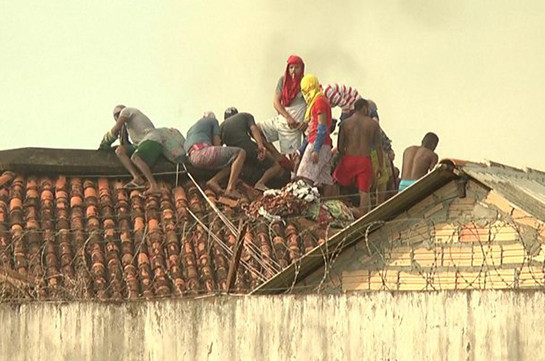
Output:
[0,291,543,361]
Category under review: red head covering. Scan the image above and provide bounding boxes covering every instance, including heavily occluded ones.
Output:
[281,55,305,106]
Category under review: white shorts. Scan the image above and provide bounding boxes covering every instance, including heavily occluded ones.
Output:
[258,114,302,154]
[296,143,333,186]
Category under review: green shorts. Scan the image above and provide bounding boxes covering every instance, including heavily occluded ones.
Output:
[128,140,163,167]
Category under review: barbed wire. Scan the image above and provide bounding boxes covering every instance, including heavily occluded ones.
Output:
[1,173,544,302]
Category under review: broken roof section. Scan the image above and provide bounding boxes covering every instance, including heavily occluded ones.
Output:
[253,159,545,294]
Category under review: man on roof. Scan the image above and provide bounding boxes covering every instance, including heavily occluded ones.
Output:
[184,112,246,199]
[258,55,307,158]
[221,108,284,191]
[295,74,335,196]
[333,98,383,216]
[99,105,183,195]
[399,132,439,191]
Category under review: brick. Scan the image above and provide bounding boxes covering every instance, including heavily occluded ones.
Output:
[413,247,441,268]
[443,244,473,267]
[398,271,429,291]
[485,269,515,289]
[502,243,527,265]
[482,191,514,215]
[341,270,370,291]
[518,266,545,288]
[472,244,502,267]
[429,271,457,290]
[489,223,519,243]
[434,224,458,243]
[459,223,489,243]
[369,270,398,291]
[457,271,486,289]
[424,202,445,219]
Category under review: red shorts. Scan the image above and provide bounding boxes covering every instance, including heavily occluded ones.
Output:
[333,155,373,192]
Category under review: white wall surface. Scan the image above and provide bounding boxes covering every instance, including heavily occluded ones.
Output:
[0,291,542,361]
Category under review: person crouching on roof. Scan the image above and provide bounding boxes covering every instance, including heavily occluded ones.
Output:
[184,113,246,199]
[295,74,335,197]
[99,105,164,195]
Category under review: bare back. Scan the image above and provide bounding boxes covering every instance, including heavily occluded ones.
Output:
[401,145,438,180]
[338,114,380,157]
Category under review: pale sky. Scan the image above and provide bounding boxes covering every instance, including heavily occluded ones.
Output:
[1,0,544,171]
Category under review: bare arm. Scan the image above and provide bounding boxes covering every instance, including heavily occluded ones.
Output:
[273,91,297,128]
[337,124,346,156]
[429,153,439,171]
[110,114,128,137]
[249,124,265,148]
[375,124,384,173]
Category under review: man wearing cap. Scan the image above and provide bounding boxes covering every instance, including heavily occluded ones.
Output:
[99,105,164,195]
[184,114,246,199]
[221,108,283,191]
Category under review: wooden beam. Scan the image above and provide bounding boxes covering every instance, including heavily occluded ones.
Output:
[226,222,249,293]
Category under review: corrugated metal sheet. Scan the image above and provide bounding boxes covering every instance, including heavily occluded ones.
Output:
[460,161,545,221]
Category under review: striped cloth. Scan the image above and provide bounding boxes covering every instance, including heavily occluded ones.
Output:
[323,84,362,112]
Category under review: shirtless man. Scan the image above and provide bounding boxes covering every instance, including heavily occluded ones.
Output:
[184,114,246,199]
[399,132,439,191]
[333,98,383,215]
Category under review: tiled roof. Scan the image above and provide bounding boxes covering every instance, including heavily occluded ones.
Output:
[0,150,331,302]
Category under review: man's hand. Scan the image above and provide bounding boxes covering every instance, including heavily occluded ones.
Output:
[311,151,319,164]
[286,115,298,129]
[257,145,267,161]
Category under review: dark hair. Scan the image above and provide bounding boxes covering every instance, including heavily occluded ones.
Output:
[224,107,238,120]
[354,98,369,112]
[422,132,439,149]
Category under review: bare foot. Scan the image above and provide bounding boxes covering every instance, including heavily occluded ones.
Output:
[144,187,161,197]
[254,182,269,192]
[224,189,242,199]
[124,179,145,190]
[206,180,224,195]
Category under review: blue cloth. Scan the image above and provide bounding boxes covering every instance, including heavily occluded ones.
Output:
[398,179,417,191]
[184,116,220,152]
[313,123,327,153]
[298,137,309,156]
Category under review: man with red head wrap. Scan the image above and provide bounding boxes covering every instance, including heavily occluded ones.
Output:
[258,55,307,157]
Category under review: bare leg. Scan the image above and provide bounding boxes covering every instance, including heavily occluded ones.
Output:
[322,184,336,198]
[255,160,283,190]
[115,146,144,184]
[131,154,160,194]
[225,149,246,198]
[206,168,230,194]
[358,191,371,215]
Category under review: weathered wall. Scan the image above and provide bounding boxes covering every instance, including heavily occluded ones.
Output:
[0,291,543,361]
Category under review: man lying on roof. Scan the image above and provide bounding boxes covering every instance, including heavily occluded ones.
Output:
[99,105,186,195]
[221,107,284,192]
[184,112,246,199]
